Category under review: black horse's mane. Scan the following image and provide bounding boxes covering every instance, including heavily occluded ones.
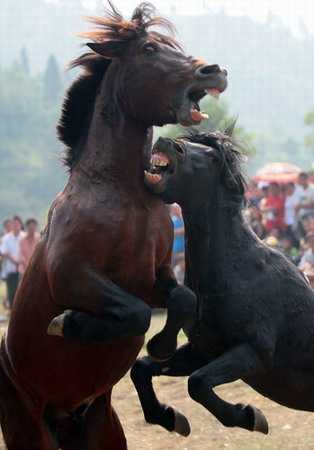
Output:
[58,2,182,169]
[179,127,248,212]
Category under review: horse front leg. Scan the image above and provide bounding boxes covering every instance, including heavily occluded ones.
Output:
[46,267,151,342]
[145,263,197,361]
[130,343,206,436]
[147,282,196,361]
[187,344,269,434]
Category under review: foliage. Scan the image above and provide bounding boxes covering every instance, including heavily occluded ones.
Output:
[44,54,63,105]
[154,96,314,177]
[154,96,256,161]
[247,130,305,175]
[0,58,66,226]
[0,47,313,229]
[20,47,29,74]
[304,110,314,163]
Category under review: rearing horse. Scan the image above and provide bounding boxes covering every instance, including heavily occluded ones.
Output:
[0,3,227,449]
[131,129,314,438]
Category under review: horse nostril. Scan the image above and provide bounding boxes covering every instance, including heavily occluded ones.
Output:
[221,67,228,76]
[198,64,220,75]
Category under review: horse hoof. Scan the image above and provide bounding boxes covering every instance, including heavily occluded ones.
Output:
[47,315,65,337]
[250,405,269,435]
[146,337,175,362]
[173,409,191,436]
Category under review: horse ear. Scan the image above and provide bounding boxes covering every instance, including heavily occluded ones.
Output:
[225,118,238,137]
[86,42,124,59]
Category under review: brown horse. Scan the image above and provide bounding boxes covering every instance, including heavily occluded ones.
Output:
[0,3,227,449]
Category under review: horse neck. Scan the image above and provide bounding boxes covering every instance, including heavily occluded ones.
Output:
[70,77,152,192]
[182,189,256,287]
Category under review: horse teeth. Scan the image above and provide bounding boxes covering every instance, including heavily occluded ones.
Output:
[190,108,208,121]
[150,151,169,167]
[144,170,162,183]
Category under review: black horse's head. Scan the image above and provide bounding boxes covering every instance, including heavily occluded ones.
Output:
[144,127,247,211]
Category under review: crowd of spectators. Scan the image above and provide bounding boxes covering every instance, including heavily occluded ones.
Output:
[0,215,40,317]
[171,171,314,285]
[245,172,314,282]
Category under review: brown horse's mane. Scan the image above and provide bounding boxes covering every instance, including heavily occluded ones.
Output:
[58,2,182,170]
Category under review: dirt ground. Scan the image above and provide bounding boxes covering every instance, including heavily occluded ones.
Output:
[113,314,314,450]
[0,302,313,449]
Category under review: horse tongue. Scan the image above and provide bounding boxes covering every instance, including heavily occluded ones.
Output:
[151,152,169,165]
[190,108,209,121]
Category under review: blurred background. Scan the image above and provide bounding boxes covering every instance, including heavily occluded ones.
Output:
[1,0,314,223]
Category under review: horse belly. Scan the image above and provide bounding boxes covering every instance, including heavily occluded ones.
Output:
[244,368,314,412]
[5,226,166,409]
[184,317,225,361]
[6,331,143,410]
[6,290,144,411]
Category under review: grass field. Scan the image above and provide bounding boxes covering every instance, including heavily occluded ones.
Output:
[0,286,313,449]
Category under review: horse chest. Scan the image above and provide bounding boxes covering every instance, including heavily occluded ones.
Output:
[103,224,171,301]
[184,297,227,359]
[106,207,171,265]
[184,290,245,359]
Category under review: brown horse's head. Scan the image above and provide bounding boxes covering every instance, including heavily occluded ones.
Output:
[58,2,227,168]
[85,2,227,127]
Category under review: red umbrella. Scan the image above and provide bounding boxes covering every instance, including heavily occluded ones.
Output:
[252,162,302,183]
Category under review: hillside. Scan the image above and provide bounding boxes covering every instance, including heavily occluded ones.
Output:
[1,1,313,136]
[0,1,314,221]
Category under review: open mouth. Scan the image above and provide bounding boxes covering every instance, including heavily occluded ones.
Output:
[188,88,221,122]
[144,151,171,184]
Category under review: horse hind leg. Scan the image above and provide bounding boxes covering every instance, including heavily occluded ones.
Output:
[0,354,58,449]
[131,342,207,436]
[187,344,269,434]
[58,393,127,450]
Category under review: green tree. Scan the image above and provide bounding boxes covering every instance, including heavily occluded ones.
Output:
[304,111,314,150]
[0,61,66,223]
[303,110,314,171]
[43,54,63,105]
[154,97,255,158]
[20,47,29,74]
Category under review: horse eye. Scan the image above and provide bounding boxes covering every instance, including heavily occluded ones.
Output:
[175,144,185,154]
[143,44,157,54]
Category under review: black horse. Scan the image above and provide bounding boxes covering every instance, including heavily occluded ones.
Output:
[131,128,314,436]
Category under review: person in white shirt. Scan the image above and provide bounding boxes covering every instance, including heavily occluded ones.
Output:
[298,232,314,273]
[284,182,298,238]
[0,216,25,309]
[285,183,298,224]
[294,173,314,238]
